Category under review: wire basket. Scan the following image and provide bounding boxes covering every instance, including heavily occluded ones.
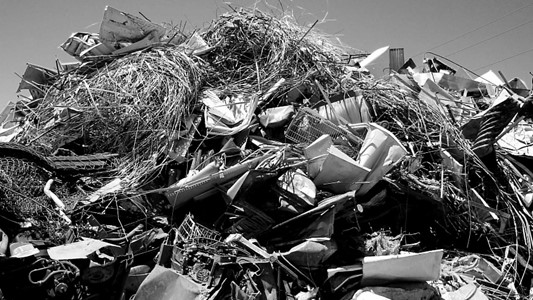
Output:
[176,213,222,247]
[285,107,347,144]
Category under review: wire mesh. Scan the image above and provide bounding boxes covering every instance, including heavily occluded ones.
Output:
[285,107,347,144]
[176,213,222,246]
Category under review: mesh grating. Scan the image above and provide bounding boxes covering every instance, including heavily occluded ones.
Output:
[285,107,347,144]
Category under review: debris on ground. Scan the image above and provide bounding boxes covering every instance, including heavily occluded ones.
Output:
[1,5,533,300]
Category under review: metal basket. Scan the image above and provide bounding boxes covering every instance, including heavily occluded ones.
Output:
[176,213,222,246]
[285,107,347,144]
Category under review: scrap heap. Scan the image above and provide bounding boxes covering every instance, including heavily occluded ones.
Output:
[0,6,532,300]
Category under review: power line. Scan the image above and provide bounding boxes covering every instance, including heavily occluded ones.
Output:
[411,2,533,58]
[446,17,533,57]
[474,47,533,71]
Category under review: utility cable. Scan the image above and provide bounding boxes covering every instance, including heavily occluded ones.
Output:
[411,2,533,58]
[474,47,533,71]
[446,17,533,57]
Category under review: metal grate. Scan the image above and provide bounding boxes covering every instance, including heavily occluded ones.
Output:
[285,107,347,144]
[50,153,117,172]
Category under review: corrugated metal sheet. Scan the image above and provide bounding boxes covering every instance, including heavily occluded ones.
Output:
[389,48,405,72]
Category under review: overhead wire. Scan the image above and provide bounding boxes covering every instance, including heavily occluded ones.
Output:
[474,47,533,71]
[446,17,533,57]
[411,2,533,58]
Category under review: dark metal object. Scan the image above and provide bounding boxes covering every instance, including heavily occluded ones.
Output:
[389,48,405,72]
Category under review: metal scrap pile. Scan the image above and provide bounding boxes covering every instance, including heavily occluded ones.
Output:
[1,6,533,300]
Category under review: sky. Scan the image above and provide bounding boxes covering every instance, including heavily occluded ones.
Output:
[1,0,532,110]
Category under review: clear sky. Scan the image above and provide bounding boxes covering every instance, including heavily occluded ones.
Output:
[1,0,532,110]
